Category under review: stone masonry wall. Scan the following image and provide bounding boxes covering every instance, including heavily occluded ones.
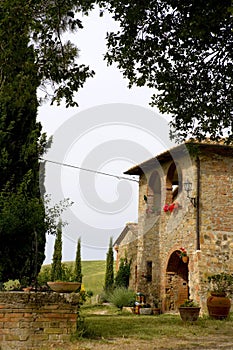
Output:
[120,145,233,314]
[0,292,79,350]
[197,150,233,310]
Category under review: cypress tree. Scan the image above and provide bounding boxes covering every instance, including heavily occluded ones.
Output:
[0,2,46,283]
[115,257,131,289]
[0,0,94,283]
[104,237,114,292]
[74,237,82,286]
[50,220,63,282]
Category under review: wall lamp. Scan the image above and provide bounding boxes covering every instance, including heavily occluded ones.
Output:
[184,179,197,208]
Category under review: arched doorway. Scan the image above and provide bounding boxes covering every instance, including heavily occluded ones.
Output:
[165,250,189,311]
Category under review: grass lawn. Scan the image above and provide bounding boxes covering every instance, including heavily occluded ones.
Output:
[41,304,233,349]
[61,304,233,350]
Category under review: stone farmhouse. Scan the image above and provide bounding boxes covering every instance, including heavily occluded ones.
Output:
[114,141,233,313]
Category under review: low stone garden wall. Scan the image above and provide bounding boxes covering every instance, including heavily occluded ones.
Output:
[0,291,79,350]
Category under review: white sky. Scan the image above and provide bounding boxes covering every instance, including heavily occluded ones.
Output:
[38,7,173,263]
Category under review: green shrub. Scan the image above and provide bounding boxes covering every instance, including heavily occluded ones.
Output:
[207,272,233,296]
[108,287,135,310]
[61,263,76,282]
[115,257,131,288]
[37,266,51,285]
[3,279,21,291]
[38,263,77,285]
[99,290,111,303]
[179,299,199,307]
[86,290,93,297]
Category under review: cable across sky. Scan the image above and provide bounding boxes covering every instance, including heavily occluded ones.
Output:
[40,158,139,183]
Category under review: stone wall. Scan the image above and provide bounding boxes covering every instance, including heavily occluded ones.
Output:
[197,150,233,309]
[118,143,233,314]
[115,223,138,291]
[0,292,79,350]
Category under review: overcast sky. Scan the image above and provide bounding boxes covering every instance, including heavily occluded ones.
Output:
[38,7,173,264]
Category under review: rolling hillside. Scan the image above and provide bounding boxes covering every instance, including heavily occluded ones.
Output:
[82,260,106,295]
[41,260,115,296]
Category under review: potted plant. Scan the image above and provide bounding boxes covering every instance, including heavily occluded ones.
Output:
[139,303,153,315]
[47,263,81,293]
[178,299,200,321]
[177,247,189,263]
[163,202,180,213]
[47,281,81,293]
[207,272,233,319]
[152,296,161,315]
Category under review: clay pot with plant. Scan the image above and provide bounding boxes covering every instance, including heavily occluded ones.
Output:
[178,299,201,322]
[177,247,189,263]
[207,272,233,319]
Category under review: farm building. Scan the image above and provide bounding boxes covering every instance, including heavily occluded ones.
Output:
[114,141,233,313]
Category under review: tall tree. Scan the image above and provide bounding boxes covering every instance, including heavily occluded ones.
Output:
[0,1,94,282]
[115,257,131,289]
[50,220,63,282]
[74,237,82,286]
[104,237,114,292]
[98,0,233,143]
[0,1,46,282]
[0,190,46,283]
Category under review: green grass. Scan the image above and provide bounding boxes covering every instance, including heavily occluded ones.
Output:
[82,260,107,295]
[77,305,233,348]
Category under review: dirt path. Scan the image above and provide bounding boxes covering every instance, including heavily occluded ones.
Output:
[48,334,233,350]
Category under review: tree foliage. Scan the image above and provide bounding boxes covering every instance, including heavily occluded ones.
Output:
[104,237,114,292]
[98,0,233,143]
[50,220,63,281]
[0,0,95,109]
[0,0,93,283]
[115,257,131,289]
[0,188,46,283]
[74,237,82,286]
[0,1,46,281]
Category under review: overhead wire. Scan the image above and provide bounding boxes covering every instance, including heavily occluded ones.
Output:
[39,158,139,183]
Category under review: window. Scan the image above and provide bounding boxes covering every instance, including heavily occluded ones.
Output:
[166,162,182,203]
[147,171,161,214]
[146,261,152,282]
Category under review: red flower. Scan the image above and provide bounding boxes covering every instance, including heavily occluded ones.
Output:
[179,247,187,257]
[163,202,180,213]
[169,203,175,212]
[163,204,169,212]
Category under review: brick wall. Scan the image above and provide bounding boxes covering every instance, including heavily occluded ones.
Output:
[0,292,79,350]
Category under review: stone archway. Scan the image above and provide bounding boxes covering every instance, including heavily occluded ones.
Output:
[165,250,189,311]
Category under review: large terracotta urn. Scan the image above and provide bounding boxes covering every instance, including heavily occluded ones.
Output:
[207,292,231,319]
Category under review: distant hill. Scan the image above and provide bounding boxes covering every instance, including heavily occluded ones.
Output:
[41,260,112,296]
[82,260,107,295]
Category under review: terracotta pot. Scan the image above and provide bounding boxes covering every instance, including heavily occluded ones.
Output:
[139,308,152,315]
[182,256,189,263]
[152,308,161,315]
[47,281,81,293]
[178,307,200,322]
[207,292,231,319]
